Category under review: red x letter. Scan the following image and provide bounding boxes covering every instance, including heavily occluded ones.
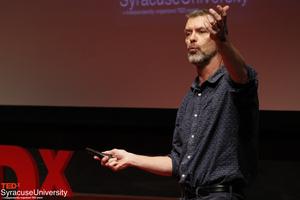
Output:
[39,150,74,196]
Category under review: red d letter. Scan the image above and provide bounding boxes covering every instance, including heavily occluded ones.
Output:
[0,145,39,198]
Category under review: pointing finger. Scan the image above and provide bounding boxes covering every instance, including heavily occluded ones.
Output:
[209,8,222,21]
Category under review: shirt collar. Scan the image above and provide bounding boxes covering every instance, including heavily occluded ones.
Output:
[190,65,226,92]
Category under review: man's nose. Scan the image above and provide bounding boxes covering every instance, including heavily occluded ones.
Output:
[189,32,197,43]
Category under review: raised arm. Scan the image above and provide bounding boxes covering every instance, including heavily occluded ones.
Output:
[95,149,172,176]
[204,5,248,84]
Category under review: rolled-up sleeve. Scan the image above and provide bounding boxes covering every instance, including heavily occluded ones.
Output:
[226,65,258,93]
[167,122,181,179]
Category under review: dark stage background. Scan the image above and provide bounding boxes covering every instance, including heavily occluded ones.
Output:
[1,106,300,199]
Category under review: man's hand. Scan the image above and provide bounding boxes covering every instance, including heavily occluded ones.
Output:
[204,5,229,43]
[94,149,131,171]
[94,148,173,176]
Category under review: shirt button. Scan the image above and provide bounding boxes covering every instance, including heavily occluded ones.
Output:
[191,135,194,138]
[194,114,198,117]
[198,93,201,96]
[182,174,185,178]
[188,156,191,159]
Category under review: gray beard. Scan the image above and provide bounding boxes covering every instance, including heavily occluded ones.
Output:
[188,45,218,65]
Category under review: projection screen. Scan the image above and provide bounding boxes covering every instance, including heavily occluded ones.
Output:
[0,0,299,111]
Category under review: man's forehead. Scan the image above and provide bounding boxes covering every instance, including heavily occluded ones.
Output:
[185,15,207,29]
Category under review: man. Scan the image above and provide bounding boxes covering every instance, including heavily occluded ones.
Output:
[95,5,259,200]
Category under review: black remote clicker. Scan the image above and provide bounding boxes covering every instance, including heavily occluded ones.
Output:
[85,147,112,159]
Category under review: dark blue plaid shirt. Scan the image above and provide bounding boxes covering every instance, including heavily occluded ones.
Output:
[168,65,259,189]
